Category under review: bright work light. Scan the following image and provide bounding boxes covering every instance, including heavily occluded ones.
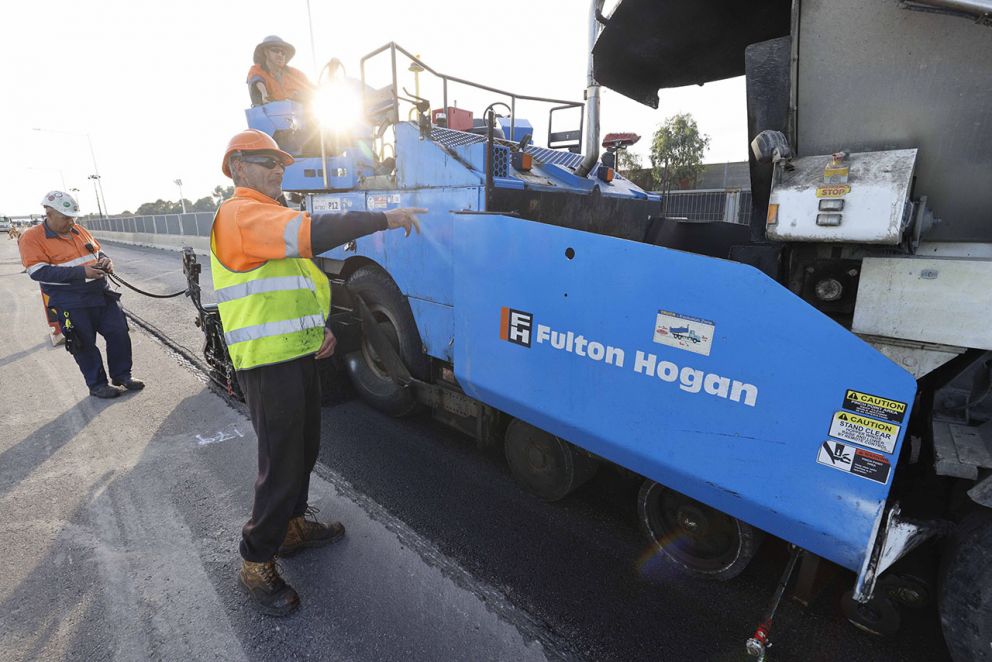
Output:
[314,80,363,132]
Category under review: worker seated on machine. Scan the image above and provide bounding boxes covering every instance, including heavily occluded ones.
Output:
[247,35,313,106]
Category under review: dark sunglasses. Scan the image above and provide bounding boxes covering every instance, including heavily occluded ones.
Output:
[241,155,285,170]
[268,47,287,55]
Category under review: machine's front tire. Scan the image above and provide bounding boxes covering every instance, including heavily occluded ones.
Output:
[637,480,763,581]
[344,265,427,417]
[939,511,992,662]
[504,419,599,501]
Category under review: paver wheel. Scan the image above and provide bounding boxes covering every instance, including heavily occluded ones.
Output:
[504,419,599,501]
[638,480,763,581]
[344,265,427,417]
[939,511,992,662]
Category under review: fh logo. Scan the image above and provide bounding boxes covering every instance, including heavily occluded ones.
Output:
[500,307,533,347]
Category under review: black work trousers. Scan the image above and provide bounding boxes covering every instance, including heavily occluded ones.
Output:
[59,294,133,388]
[237,355,322,562]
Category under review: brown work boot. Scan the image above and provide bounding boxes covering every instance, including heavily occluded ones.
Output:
[278,506,346,557]
[239,559,300,616]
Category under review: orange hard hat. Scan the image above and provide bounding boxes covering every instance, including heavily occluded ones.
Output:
[221,129,294,177]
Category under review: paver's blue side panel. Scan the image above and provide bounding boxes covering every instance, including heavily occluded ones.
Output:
[452,214,917,573]
[315,187,479,360]
[408,297,454,362]
[396,123,485,189]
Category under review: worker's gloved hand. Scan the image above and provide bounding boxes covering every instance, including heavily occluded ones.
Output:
[384,207,427,237]
[315,328,337,360]
[83,265,106,279]
[95,257,114,273]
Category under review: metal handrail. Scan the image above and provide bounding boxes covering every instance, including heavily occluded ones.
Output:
[360,42,584,149]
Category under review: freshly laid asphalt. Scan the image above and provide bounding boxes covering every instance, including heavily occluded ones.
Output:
[0,238,952,661]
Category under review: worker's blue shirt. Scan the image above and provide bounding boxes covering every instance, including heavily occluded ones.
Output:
[19,221,112,308]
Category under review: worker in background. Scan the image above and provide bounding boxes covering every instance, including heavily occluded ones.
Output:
[215,129,426,615]
[18,191,144,398]
[247,35,314,106]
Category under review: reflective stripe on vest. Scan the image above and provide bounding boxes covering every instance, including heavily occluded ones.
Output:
[224,313,325,346]
[214,275,315,304]
[210,209,330,371]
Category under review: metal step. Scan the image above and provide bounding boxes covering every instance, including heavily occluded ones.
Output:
[933,420,992,479]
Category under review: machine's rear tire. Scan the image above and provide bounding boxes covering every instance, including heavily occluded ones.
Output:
[637,480,763,581]
[841,588,902,637]
[344,265,427,417]
[939,511,992,662]
[504,419,599,501]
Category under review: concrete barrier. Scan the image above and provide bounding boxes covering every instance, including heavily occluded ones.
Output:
[92,231,210,256]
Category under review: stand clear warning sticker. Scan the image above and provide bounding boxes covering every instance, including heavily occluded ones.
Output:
[842,390,906,424]
[829,411,900,454]
[817,441,891,484]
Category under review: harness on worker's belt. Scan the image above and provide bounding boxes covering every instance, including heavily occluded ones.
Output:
[52,308,82,355]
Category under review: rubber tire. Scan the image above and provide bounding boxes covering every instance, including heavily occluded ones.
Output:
[841,588,902,637]
[344,265,427,417]
[939,511,992,662]
[504,419,599,502]
[637,480,763,581]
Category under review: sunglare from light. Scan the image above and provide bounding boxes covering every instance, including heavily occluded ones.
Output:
[314,81,363,132]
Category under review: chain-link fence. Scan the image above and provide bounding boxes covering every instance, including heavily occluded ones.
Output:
[662,189,753,225]
[85,211,215,237]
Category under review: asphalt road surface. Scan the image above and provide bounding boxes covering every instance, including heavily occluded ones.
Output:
[29,239,954,660]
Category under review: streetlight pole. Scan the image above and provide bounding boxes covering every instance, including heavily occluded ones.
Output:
[88,175,105,218]
[84,133,109,216]
[173,179,187,214]
[33,127,109,215]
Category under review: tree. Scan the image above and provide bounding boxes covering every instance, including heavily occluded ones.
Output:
[613,149,655,190]
[213,185,234,206]
[192,196,216,212]
[650,113,710,192]
[136,199,172,215]
[616,148,642,172]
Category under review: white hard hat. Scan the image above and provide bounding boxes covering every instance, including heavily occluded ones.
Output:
[40,190,81,218]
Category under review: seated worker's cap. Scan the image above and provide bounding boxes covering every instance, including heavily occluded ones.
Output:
[222,129,295,178]
[40,190,81,218]
[254,35,296,64]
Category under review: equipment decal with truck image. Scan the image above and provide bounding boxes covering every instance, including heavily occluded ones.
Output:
[653,310,715,356]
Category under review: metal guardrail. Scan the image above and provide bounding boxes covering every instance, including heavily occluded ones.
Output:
[662,189,753,225]
[86,211,215,237]
[86,192,753,238]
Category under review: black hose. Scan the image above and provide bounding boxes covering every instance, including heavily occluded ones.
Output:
[105,271,188,299]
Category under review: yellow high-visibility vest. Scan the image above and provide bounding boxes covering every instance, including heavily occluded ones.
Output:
[209,226,330,371]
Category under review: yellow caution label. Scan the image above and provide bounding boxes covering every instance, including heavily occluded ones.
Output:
[843,390,907,423]
[829,411,900,454]
[824,165,850,179]
[816,184,851,198]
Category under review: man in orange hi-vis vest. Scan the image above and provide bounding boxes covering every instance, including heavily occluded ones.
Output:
[247,35,313,106]
[214,129,426,616]
[19,191,143,398]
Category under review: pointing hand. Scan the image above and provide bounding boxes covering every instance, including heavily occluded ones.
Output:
[384,207,427,237]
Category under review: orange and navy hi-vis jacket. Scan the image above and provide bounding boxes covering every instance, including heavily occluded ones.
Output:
[212,187,387,272]
[18,221,110,308]
[246,64,313,103]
